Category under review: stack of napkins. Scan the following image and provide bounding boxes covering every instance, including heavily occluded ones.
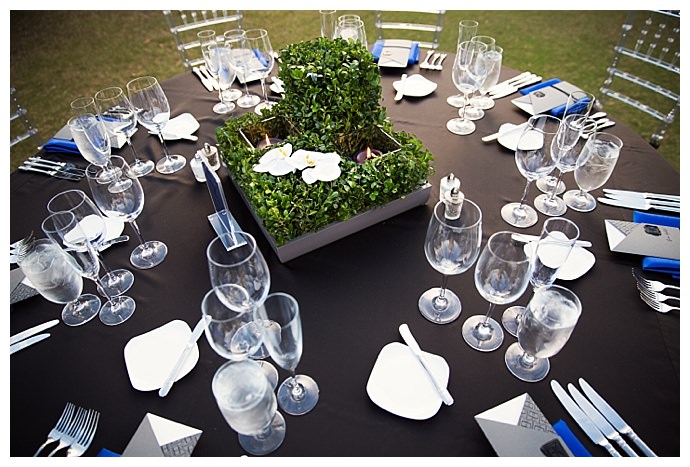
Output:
[512,79,589,116]
[633,211,680,277]
[371,39,419,68]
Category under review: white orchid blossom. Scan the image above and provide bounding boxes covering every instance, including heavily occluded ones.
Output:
[252,143,296,176]
[289,149,341,184]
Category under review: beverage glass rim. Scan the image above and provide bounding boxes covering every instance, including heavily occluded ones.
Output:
[432,198,482,230]
[206,231,258,268]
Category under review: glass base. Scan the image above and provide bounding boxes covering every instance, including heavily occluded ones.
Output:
[464,106,485,121]
[156,155,186,174]
[564,190,596,212]
[470,95,495,110]
[462,315,504,352]
[237,93,261,108]
[213,101,236,114]
[537,176,566,195]
[99,295,136,326]
[130,159,155,177]
[277,374,319,416]
[254,101,276,115]
[418,287,462,324]
[99,268,134,296]
[501,305,524,338]
[446,118,475,135]
[505,342,550,382]
[130,240,168,269]
[447,94,466,108]
[501,202,538,228]
[223,88,242,101]
[238,411,286,456]
[61,294,101,327]
[534,194,567,216]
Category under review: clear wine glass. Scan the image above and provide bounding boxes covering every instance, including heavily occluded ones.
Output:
[94,86,154,177]
[447,19,479,108]
[418,199,482,324]
[224,29,261,109]
[564,132,623,212]
[17,238,91,327]
[126,75,186,174]
[320,9,337,38]
[446,40,488,136]
[42,210,136,326]
[470,43,502,111]
[462,231,531,352]
[244,28,275,115]
[502,217,580,337]
[205,42,237,114]
[534,114,597,217]
[463,35,495,120]
[255,292,320,416]
[537,90,595,195]
[335,17,367,49]
[500,114,561,228]
[67,112,111,167]
[212,359,286,456]
[86,155,168,270]
[505,284,581,382]
[47,189,134,297]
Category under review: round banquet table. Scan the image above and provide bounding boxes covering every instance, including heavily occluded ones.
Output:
[9,57,679,457]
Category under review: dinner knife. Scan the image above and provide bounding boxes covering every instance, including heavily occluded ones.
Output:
[158,317,206,397]
[398,323,453,406]
[579,378,657,457]
[10,319,59,346]
[597,197,681,213]
[603,193,679,208]
[511,233,592,248]
[18,165,81,181]
[486,71,532,93]
[394,74,408,101]
[603,189,680,202]
[199,65,220,90]
[192,66,214,92]
[489,75,543,99]
[550,380,621,456]
[10,333,50,355]
[567,383,638,456]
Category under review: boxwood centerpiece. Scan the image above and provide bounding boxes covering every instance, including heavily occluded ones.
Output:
[216,37,434,260]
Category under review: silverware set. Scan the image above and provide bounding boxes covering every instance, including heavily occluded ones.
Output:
[19,156,86,181]
[598,189,680,213]
[632,268,680,313]
[419,51,447,70]
[488,72,542,99]
[34,402,100,457]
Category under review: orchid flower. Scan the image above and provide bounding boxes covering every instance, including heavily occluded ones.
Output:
[252,143,296,176]
[289,149,341,184]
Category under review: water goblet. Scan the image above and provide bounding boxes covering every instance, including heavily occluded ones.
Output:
[447,19,479,107]
[94,86,154,177]
[335,18,367,50]
[86,155,168,269]
[502,217,580,337]
[205,43,237,114]
[463,35,495,119]
[126,75,186,174]
[225,29,261,109]
[564,132,623,212]
[320,10,337,38]
[255,292,320,416]
[500,114,560,228]
[505,284,581,382]
[446,40,488,135]
[470,43,502,111]
[418,199,482,324]
[17,238,91,327]
[68,112,111,168]
[70,96,98,117]
[212,359,286,456]
[244,29,275,115]
[462,231,531,352]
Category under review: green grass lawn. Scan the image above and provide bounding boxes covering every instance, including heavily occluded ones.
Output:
[9,10,679,173]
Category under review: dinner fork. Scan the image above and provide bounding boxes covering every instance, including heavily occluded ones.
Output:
[419,50,434,69]
[632,268,680,292]
[639,292,680,313]
[65,409,99,457]
[46,406,90,456]
[33,402,75,457]
[637,283,680,304]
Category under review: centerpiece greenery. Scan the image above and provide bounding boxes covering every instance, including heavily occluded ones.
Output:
[216,37,434,249]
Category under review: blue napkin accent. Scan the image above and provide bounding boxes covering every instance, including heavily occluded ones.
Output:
[552,419,592,457]
[549,97,592,118]
[633,211,680,278]
[97,448,121,457]
[252,49,270,68]
[371,40,419,65]
[42,138,80,155]
[519,78,562,95]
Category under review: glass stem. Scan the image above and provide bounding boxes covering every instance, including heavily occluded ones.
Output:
[518,180,532,208]
[128,220,147,247]
[259,77,268,102]
[459,93,468,120]
[519,351,537,369]
[156,131,173,160]
[288,370,305,402]
[547,171,564,201]
[126,136,141,163]
[482,302,496,325]
[433,275,450,311]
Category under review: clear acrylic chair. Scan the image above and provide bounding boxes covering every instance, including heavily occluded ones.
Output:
[597,10,679,148]
[163,10,244,70]
[10,86,41,149]
[374,10,445,50]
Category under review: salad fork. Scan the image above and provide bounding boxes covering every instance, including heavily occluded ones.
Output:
[639,292,679,313]
[66,409,100,457]
[637,283,680,304]
[632,268,680,292]
[33,402,75,457]
[419,50,434,69]
[432,53,447,70]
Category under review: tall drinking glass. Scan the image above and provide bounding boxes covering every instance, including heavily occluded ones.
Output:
[470,43,502,111]
[224,29,261,109]
[463,35,495,120]
[244,29,275,115]
[447,19,479,107]
[335,18,367,49]
[446,40,488,136]
[320,10,337,38]
[206,43,237,114]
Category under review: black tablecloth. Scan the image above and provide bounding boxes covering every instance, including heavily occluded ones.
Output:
[9,60,679,457]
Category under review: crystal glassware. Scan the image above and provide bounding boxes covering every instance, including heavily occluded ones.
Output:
[224,29,261,109]
[320,9,337,38]
[447,19,479,107]
[205,42,237,114]
[463,35,495,119]
[470,43,502,111]
[446,40,488,136]
[244,28,275,115]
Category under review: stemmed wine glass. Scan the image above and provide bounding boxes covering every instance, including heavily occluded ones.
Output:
[86,155,168,269]
[462,231,531,352]
[534,114,597,217]
[418,199,482,324]
[47,189,134,297]
[212,359,286,456]
[463,35,495,120]
[68,112,111,168]
[447,19,479,107]
[255,292,320,416]
[244,29,275,115]
[505,284,581,382]
[205,42,237,114]
[224,29,261,109]
[17,238,90,327]
[500,114,561,228]
[446,40,488,136]
[469,42,502,111]
[126,76,186,174]
[42,210,136,325]
[335,17,367,49]
[94,86,155,177]
[501,217,579,337]
[564,132,623,212]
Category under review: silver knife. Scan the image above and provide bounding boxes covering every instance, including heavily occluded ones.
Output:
[158,317,206,397]
[568,383,638,456]
[597,197,681,213]
[579,378,657,457]
[18,165,81,181]
[10,319,59,345]
[199,65,220,91]
[490,75,543,99]
[10,333,50,355]
[192,66,214,92]
[550,380,621,456]
[603,193,679,208]
[603,189,680,202]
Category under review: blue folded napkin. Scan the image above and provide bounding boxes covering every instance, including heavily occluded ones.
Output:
[42,138,80,155]
[519,78,562,96]
[633,210,680,278]
[549,97,592,118]
[371,40,419,65]
[552,419,592,457]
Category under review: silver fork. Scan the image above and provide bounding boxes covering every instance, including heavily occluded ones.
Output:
[33,402,75,457]
[433,53,448,70]
[46,406,88,457]
[632,268,680,292]
[637,283,680,304]
[639,292,680,313]
[66,409,100,457]
[419,50,434,69]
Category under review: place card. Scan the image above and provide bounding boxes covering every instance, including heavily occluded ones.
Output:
[121,413,202,457]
